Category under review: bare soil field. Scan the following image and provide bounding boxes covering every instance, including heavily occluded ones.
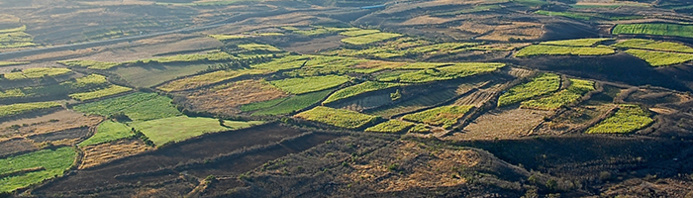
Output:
[447,107,553,141]
[27,126,90,144]
[0,110,102,140]
[0,138,39,158]
[177,79,288,116]
[80,138,152,169]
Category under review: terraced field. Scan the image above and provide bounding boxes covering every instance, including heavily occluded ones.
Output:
[2,1,693,197]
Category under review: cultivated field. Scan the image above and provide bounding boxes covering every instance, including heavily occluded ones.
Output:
[295,106,379,129]
[1,0,693,196]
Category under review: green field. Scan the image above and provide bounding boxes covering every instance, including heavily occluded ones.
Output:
[520,79,595,110]
[339,29,380,37]
[401,105,473,129]
[133,116,263,146]
[408,124,429,133]
[625,49,693,67]
[78,121,134,147]
[252,55,365,75]
[295,106,379,129]
[326,47,406,59]
[380,62,506,83]
[516,45,616,57]
[0,61,28,67]
[364,120,414,133]
[341,33,402,45]
[2,68,72,80]
[0,147,76,193]
[324,38,431,59]
[0,101,62,118]
[540,38,612,47]
[397,62,451,70]
[323,81,404,104]
[0,25,35,49]
[498,73,561,107]
[58,60,122,70]
[237,43,281,52]
[73,92,182,121]
[134,51,237,64]
[586,104,653,134]
[209,34,248,41]
[270,75,350,94]
[0,74,110,101]
[157,69,271,92]
[68,85,133,101]
[612,23,693,38]
[250,88,334,116]
[613,39,693,53]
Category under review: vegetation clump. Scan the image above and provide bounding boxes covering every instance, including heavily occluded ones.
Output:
[0,147,76,193]
[540,38,612,47]
[270,75,350,94]
[295,106,379,129]
[339,29,380,37]
[612,39,693,53]
[78,121,134,147]
[58,60,122,70]
[69,85,133,101]
[402,105,474,129]
[364,120,414,133]
[0,101,62,118]
[132,116,263,146]
[612,23,693,38]
[624,49,693,67]
[73,92,182,121]
[520,79,595,110]
[237,43,282,52]
[498,73,561,107]
[341,33,402,45]
[0,25,36,49]
[380,62,505,83]
[0,74,110,101]
[1,68,72,80]
[516,45,615,57]
[587,104,653,134]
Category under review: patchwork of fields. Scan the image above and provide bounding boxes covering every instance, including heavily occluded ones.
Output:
[1,0,693,196]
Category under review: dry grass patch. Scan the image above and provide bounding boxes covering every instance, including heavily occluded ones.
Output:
[181,79,288,115]
[80,139,151,169]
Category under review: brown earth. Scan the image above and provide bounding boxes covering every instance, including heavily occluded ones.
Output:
[0,138,39,158]
[0,110,102,141]
[80,138,152,169]
[447,107,553,141]
[179,79,288,115]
